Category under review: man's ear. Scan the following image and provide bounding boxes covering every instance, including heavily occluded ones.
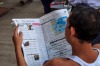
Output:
[70,27,75,36]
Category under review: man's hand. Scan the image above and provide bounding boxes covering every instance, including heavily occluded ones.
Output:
[12,25,23,48]
[12,25,27,66]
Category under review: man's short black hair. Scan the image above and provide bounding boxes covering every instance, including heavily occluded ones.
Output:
[69,3,100,42]
[71,3,90,12]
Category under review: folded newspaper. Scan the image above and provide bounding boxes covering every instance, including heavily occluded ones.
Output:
[12,9,72,66]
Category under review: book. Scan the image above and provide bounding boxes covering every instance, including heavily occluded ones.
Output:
[50,0,66,8]
[12,9,72,66]
[50,0,72,14]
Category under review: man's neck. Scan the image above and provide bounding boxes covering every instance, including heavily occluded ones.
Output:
[71,42,98,63]
[72,42,92,55]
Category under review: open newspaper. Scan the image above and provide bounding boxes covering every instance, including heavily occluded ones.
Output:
[12,9,72,66]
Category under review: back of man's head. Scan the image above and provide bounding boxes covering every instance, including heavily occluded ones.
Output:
[69,3,100,42]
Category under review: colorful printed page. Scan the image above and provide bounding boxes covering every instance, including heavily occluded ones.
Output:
[40,9,72,59]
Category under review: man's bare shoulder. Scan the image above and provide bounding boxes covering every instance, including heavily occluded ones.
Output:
[43,58,80,66]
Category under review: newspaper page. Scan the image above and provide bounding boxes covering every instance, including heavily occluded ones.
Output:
[40,9,72,59]
[12,19,49,66]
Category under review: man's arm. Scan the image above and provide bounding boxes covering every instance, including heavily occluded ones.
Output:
[43,58,75,66]
[43,58,59,66]
[12,25,27,66]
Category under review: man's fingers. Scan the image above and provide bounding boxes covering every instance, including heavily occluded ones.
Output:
[14,24,19,36]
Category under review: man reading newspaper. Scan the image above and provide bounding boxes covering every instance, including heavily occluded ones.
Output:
[12,3,100,66]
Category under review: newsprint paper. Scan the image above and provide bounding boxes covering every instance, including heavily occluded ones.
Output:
[12,9,72,66]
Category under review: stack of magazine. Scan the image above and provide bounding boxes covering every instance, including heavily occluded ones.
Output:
[50,0,66,9]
